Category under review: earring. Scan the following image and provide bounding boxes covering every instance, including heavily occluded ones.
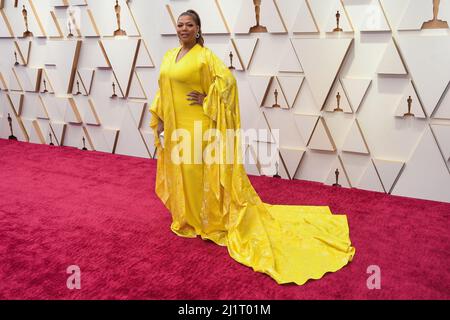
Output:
[196,32,200,39]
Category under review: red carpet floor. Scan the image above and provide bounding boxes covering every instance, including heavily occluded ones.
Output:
[0,138,449,300]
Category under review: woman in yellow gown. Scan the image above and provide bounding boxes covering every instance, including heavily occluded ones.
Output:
[149,10,355,285]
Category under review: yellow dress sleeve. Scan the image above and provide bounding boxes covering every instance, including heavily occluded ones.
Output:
[149,50,171,148]
[202,48,238,125]
[149,88,162,148]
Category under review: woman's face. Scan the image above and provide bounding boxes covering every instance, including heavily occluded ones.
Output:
[177,15,198,45]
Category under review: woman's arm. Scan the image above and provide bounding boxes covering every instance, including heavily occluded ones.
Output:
[201,48,238,122]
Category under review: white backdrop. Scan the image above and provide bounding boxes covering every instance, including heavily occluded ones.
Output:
[0,0,449,203]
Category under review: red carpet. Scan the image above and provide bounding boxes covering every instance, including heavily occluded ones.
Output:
[0,138,449,300]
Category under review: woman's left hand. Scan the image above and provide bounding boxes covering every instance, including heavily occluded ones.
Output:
[187,91,206,106]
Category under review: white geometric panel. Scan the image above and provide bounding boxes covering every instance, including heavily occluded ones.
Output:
[392,127,450,203]
[234,0,287,34]
[278,39,303,73]
[8,68,23,91]
[341,152,372,187]
[8,93,24,116]
[247,75,273,107]
[15,39,32,65]
[103,127,120,154]
[323,80,353,113]
[20,93,42,118]
[324,1,354,32]
[433,81,450,119]
[377,39,407,75]
[77,39,109,69]
[279,147,305,180]
[40,95,67,122]
[324,156,351,188]
[159,4,177,35]
[308,117,336,151]
[220,40,244,71]
[357,159,385,193]
[128,101,146,129]
[397,35,450,117]
[1,0,45,37]
[114,102,151,159]
[431,124,450,162]
[277,155,290,180]
[35,119,55,145]
[232,38,258,70]
[14,67,40,92]
[49,121,66,146]
[293,114,319,145]
[77,69,95,96]
[378,0,410,30]
[77,6,100,37]
[34,95,50,119]
[292,79,321,115]
[243,143,260,176]
[43,39,82,94]
[49,7,73,39]
[85,126,119,153]
[323,113,353,150]
[291,38,353,108]
[64,124,93,150]
[22,118,45,144]
[256,141,279,177]
[342,119,370,154]
[264,108,304,149]
[47,8,66,38]
[88,0,140,37]
[394,82,426,118]
[72,95,100,125]
[398,0,450,30]
[293,149,334,182]
[373,158,405,193]
[0,96,27,141]
[276,75,304,108]
[135,40,155,68]
[0,9,13,37]
[262,77,289,109]
[40,70,55,94]
[140,129,156,159]
[276,0,311,33]
[128,71,147,100]
[33,0,65,37]
[291,0,319,33]
[63,97,82,124]
[343,0,390,32]
[100,38,140,98]
[341,77,372,113]
[168,0,229,34]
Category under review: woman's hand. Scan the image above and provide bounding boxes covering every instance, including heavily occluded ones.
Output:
[157,119,164,136]
[187,91,206,106]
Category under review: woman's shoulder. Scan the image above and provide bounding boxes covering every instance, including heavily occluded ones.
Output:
[164,46,181,57]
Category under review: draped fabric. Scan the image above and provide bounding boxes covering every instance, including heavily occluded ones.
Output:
[149,44,355,285]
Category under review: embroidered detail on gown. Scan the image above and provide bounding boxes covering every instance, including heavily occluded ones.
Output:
[149,43,355,285]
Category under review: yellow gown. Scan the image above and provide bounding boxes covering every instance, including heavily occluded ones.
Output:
[149,43,355,285]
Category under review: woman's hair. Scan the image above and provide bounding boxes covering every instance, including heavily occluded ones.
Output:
[178,9,204,46]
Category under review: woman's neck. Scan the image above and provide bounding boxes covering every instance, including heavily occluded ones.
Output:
[181,41,197,50]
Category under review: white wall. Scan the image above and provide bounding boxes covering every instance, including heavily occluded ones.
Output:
[0,0,449,203]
